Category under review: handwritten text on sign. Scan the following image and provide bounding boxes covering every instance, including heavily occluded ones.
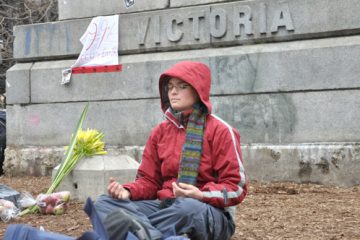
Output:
[73,15,119,68]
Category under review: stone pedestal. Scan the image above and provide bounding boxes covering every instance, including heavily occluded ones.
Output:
[52,155,139,201]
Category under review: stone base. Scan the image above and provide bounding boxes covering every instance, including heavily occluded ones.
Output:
[3,145,144,176]
[243,143,360,187]
[3,143,360,187]
[4,146,65,176]
[52,155,139,201]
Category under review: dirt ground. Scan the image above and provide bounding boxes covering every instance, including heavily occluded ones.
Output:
[0,176,360,240]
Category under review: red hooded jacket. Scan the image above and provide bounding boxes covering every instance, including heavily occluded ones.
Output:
[123,61,247,209]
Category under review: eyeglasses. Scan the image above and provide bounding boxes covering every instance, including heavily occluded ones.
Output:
[166,83,191,92]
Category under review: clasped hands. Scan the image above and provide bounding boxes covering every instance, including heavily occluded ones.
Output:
[171,182,204,200]
[107,177,203,201]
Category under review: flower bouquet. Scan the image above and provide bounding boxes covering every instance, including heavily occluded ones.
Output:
[20,103,107,216]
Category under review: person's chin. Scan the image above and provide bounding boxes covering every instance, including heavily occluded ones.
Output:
[172,105,184,111]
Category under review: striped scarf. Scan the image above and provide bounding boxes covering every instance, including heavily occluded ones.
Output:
[177,105,206,185]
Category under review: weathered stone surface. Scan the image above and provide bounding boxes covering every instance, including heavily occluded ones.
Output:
[24,36,360,103]
[3,146,143,176]
[13,19,88,60]
[171,0,234,8]
[243,143,360,187]
[52,155,139,201]
[3,146,64,176]
[4,143,360,187]
[29,56,175,103]
[6,63,32,104]
[14,0,360,60]
[120,5,211,53]
[6,101,162,147]
[58,0,169,20]
[212,90,360,144]
[7,89,360,147]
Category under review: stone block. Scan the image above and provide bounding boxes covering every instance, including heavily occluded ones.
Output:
[30,58,172,103]
[21,35,360,103]
[120,5,211,53]
[52,155,139,201]
[6,100,162,147]
[209,35,360,94]
[212,89,360,144]
[123,146,145,163]
[171,0,234,8]
[209,0,360,45]
[13,0,360,60]
[3,146,65,176]
[6,63,32,104]
[13,19,88,60]
[58,0,169,20]
[3,146,143,177]
[242,143,360,187]
[6,89,360,147]
[5,142,360,187]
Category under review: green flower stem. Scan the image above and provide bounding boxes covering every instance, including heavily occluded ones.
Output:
[20,103,107,217]
[47,153,84,194]
[19,204,40,216]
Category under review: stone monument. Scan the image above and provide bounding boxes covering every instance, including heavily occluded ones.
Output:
[5,0,360,187]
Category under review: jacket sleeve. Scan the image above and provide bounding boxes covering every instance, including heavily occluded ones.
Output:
[122,126,162,200]
[200,126,247,208]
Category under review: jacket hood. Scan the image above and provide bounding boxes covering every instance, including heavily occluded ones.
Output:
[159,61,212,113]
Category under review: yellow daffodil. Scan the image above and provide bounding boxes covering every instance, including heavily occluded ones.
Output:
[21,104,107,216]
[49,128,107,194]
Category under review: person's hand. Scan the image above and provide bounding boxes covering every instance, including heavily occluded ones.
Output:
[107,177,131,200]
[172,182,204,200]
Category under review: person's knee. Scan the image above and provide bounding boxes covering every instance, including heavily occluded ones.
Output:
[173,198,207,216]
[94,194,111,207]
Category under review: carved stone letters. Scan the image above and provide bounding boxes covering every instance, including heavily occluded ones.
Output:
[137,1,295,46]
[210,8,227,38]
[166,15,184,42]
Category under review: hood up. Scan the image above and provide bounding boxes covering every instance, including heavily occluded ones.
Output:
[159,61,212,114]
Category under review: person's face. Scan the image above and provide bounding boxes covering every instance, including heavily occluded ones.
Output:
[167,78,199,112]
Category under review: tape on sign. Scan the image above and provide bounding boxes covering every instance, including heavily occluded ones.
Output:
[71,64,123,74]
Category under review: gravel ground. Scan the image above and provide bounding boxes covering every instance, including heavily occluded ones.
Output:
[1,176,360,239]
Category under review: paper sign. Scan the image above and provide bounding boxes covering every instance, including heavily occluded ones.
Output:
[61,15,119,85]
[72,15,119,68]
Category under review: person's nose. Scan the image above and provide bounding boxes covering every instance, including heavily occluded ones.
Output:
[169,87,179,95]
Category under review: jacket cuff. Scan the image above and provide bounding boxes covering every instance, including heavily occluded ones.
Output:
[122,184,137,200]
